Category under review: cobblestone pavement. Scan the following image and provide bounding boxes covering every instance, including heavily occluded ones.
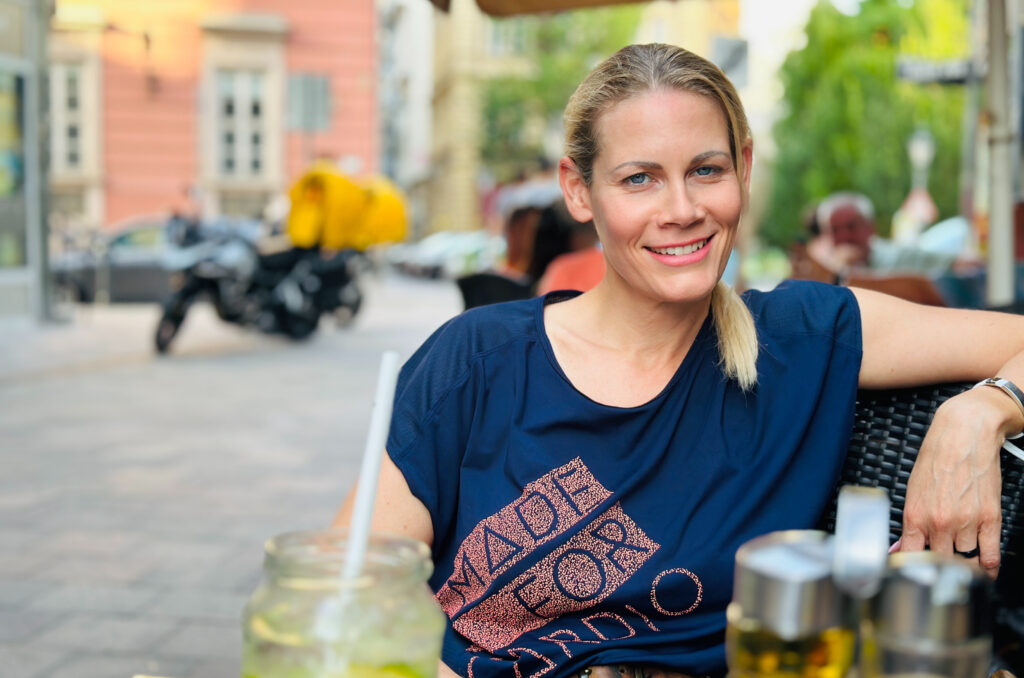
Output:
[0,271,464,678]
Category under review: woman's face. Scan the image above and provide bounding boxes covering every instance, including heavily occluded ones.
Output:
[562,88,751,306]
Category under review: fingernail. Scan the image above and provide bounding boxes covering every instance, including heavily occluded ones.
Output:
[888,538,902,554]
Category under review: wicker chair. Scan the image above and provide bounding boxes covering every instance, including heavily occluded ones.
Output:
[820,381,1024,673]
[456,272,534,310]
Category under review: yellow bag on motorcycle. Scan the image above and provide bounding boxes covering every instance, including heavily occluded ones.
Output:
[287,166,369,250]
[353,175,408,250]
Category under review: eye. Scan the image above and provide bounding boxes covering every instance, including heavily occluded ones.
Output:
[694,165,719,177]
[625,173,650,186]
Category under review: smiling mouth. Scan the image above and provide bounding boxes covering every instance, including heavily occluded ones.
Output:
[645,236,711,256]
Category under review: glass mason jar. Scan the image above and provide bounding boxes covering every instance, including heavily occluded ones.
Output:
[726,530,856,678]
[242,529,446,678]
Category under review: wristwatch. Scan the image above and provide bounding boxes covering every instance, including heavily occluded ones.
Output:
[973,378,1024,461]
[975,377,1024,421]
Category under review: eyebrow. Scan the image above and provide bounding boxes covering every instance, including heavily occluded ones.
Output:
[610,150,731,173]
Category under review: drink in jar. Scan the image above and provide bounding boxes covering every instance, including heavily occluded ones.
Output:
[242,529,446,678]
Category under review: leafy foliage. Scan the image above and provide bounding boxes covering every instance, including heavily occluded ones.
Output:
[761,0,969,247]
[481,7,642,183]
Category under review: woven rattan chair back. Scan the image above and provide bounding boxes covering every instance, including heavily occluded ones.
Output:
[456,272,534,310]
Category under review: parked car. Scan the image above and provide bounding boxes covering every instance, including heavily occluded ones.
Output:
[386,230,506,279]
[51,213,262,303]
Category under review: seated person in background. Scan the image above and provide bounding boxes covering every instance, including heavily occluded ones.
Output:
[498,206,542,280]
[801,192,971,306]
[525,201,574,284]
[807,192,876,272]
[809,192,965,277]
[536,208,605,294]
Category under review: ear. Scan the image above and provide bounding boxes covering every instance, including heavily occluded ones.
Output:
[740,141,754,193]
[559,157,594,223]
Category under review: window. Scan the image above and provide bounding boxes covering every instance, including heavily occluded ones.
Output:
[0,71,25,268]
[50,62,86,173]
[287,73,330,132]
[216,69,266,179]
[201,14,286,218]
[47,36,103,235]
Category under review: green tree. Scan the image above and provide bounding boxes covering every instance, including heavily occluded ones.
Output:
[761,0,969,247]
[481,7,642,183]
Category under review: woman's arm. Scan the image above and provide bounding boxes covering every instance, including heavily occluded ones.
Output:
[853,288,1024,575]
[333,455,460,677]
[331,452,434,548]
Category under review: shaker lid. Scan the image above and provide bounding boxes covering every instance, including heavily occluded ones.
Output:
[731,530,846,640]
[873,551,992,643]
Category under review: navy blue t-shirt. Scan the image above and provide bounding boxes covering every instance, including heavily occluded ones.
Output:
[386,280,862,678]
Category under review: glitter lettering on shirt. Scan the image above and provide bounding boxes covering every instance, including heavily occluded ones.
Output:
[436,457,612,615]
[451,501,659,651]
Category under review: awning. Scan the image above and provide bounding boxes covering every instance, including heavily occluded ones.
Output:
[429,0,645,16]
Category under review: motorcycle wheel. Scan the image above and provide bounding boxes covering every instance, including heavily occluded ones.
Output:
[154,313,183,354]
[334,283,363,328]
[154,291,195,353]
[283,313,319,340]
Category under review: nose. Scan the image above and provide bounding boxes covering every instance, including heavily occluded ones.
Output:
[658,180,701,227]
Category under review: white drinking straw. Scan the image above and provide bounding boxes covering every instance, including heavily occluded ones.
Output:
[343,350,402,580]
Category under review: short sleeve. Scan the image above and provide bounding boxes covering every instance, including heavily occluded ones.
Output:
[385,318,481,556]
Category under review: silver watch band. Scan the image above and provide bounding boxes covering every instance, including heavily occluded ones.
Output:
[972,379,1024,461]
[975,377,1024,421]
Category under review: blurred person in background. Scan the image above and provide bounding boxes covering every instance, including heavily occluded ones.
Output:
[335,43,1024,678]
[535,201,605,295]
[809,191,969,279]
[498,205,543,280]
[807,191,876,272]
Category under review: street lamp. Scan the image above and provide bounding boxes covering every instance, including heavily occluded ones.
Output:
[907,126,936,190]
[892,126,939,243]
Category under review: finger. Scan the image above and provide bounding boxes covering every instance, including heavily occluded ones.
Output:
[929,529,954,555]
[953,529,978,558]
[978,521,1001,578]
[888,537,902,554]
[899,524,927,553]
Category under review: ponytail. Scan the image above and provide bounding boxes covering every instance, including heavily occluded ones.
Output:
[710,281,758,391]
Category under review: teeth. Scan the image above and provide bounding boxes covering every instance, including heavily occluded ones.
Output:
[649,239,708,256]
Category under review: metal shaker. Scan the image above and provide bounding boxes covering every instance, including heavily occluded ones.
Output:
[726,530,856,678]
[863,551,992,678]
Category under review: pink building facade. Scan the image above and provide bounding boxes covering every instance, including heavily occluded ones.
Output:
[49,0,378,233]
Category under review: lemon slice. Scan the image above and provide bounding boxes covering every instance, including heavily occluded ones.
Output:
[248,615,308,647]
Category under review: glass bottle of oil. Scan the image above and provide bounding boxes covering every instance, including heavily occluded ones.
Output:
[726,530,855,678]
[861,551,992,678]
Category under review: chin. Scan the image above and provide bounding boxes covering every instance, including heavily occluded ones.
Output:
[651,281,718,305]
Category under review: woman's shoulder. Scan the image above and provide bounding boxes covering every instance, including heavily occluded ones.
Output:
[405,296,543,375]
[741,279,860,341]
[440,296,540,347]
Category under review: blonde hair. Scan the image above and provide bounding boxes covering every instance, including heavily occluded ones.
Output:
[564,43,759,390]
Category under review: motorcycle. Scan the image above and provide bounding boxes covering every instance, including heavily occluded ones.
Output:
[153,228,364,353]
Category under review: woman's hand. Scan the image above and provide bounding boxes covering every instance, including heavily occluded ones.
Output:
[899,387,1007,577]
[852,288,1024,578]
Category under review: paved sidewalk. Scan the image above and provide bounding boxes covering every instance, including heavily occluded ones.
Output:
[0,271,463,678]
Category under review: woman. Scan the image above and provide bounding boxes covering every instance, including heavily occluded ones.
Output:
[335,44,1024,678]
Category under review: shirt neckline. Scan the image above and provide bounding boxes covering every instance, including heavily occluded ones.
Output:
[534,291,715,410]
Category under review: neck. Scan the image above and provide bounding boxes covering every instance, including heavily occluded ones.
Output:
[571,277,711,362]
